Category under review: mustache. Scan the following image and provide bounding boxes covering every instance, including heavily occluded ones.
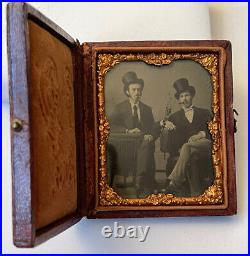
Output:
[179,101,186,104]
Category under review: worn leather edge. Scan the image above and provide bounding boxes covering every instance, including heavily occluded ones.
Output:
[7,2,84,247]
[82,42,97,217]
[7,2,35,247]
[223,41,237,215]
[74,41,87,217]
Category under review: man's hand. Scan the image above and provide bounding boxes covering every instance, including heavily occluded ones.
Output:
[144,134,154,142]
[127,128,142,134]
[161,120,176,131]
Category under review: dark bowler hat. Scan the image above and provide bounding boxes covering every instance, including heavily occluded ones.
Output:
[122,71,144,96]
[173,78,196,99]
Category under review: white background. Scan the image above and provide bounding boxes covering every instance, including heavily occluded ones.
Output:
[2,2,248,254]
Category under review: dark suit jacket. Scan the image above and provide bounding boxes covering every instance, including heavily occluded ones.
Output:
[109,100,155,137]
[164,106,212,155]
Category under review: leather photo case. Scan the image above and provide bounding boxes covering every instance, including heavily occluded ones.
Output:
[7,3,237,247]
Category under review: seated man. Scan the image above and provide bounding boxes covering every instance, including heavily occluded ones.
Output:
[160,78,213,197]
[108,71,157,197]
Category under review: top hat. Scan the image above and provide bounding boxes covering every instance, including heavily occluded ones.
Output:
[173,78,196,99]
[122,71,144,96]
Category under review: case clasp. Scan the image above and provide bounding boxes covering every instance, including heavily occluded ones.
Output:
[233,109,238,133]
[11,118,23,132]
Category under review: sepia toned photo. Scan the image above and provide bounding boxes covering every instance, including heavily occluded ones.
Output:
[105,60,214,199]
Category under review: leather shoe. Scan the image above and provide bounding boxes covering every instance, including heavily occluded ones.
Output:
[165,181,179,195]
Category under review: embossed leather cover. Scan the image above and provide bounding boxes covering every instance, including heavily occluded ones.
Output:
[28,20,77,230]
[7,3,83,247]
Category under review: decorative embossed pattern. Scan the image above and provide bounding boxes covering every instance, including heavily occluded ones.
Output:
[97,52,225,207]
[29,21,77,229]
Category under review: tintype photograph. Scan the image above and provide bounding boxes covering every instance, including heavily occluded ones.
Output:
[105,60,214,199]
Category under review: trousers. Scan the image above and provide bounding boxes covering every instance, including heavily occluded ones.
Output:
[168,138,212,196]
[136,139,156,189]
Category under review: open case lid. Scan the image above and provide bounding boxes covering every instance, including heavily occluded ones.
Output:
[7,3,86,247]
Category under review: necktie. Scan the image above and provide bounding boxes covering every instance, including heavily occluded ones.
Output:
[133,105,140,128]
[184,106,193,113]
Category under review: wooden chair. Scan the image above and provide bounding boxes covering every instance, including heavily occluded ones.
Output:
[165,151,214,196]
[160,130,214,196]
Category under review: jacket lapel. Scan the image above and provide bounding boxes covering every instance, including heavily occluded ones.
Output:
[192,106,198,125]
[180,108,189,125]
[181,106,198,124]
[124,100,134,128]
[139,102,145,125]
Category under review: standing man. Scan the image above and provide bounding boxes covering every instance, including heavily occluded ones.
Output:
[109,71,157,197]
[161,78,213,196]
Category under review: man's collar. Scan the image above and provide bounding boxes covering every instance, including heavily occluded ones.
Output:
[182,105,194,113]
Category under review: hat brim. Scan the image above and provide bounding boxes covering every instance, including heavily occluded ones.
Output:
[123,79,144,96]
[174,86,196,99]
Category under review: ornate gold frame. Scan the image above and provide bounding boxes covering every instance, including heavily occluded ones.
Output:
[96,51,227,208]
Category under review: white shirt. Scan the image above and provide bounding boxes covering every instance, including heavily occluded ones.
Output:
[183,105,194,123]
[129,100,141,121]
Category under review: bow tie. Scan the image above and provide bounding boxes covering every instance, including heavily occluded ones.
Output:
[184,107,193,113]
